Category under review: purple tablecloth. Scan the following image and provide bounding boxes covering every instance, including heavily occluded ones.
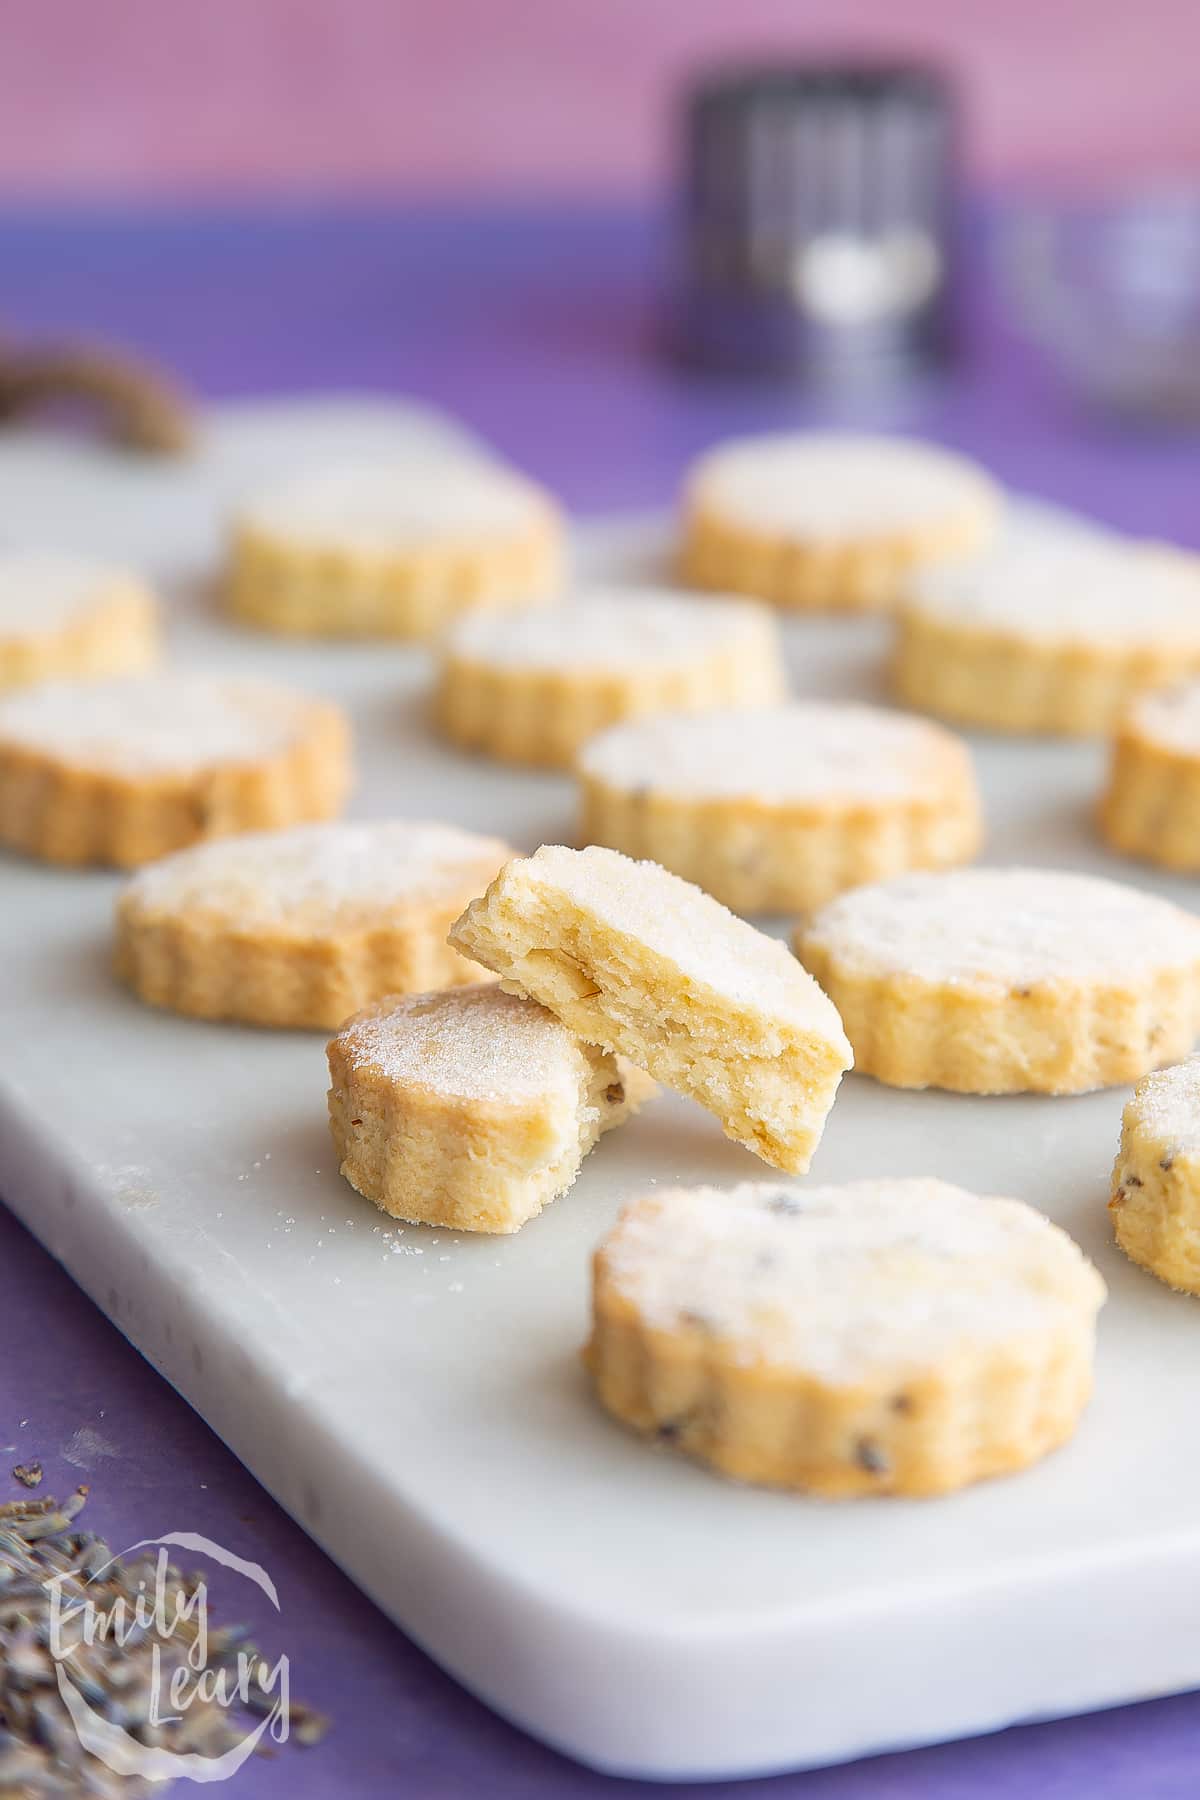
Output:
[2,203,1199,1798]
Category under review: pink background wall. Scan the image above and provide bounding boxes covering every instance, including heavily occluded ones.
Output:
[2,0,1198,197]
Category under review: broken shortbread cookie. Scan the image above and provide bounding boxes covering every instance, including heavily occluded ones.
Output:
[449,843,852,1173]
[327,983,652,1232]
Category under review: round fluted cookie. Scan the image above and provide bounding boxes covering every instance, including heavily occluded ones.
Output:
[894,530,1200,735]
[681,432,1000,612]
[227,457,564,639]
[116,819,511,1028]
[578,702,981,913]
[798,866,1200,1093]
[0,673,350,868]
[1101,679,1200,870]
[435,587,786,767]
[449,842,853,1173]
[0,550,160,689]
[586,1178,1105,1497]
[327,984,653,1233]
[1111,1056,1200,1295]
[802,864,1200,1087]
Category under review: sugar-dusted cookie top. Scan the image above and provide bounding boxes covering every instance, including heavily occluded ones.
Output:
[597,1178,1105,1386]
[236,459,556,552]
[443,587,775,672]
[803,866,1200,991]
[687,433,1000,539]
[579,702,971,803]
[460,842,849,1036]
[123,820,510,932]
[333,983,595,1105]
[1124,679,1200,755]
[1123,1056,1200,1161]
[0,550,146,637]
[0,674,333,776]
[910,532,1200,647]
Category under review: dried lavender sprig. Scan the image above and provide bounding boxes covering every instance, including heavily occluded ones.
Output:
[0,1483,329,1794]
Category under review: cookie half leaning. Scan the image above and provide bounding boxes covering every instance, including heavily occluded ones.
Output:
[586,1178,1105,1497]
[435,587,785,767]
[449,843,852,1173]
[1101,679,1200,870]
[578,702,981,914]
[327,984,653,1232]
[116,819,511,1029]
[681,432,1000,611]
[894,531,1200,734]
[228,458,564,638]
[1111,1057,1200,1295]
[0,673,351,867]
[798,867,1200,1094]
[0,550,160,689]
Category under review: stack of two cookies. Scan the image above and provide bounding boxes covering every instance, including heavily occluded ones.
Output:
[326,841,854,1231]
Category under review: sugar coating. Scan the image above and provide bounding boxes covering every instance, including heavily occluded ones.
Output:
[911,532,1200,645]
[600,1179,1105,1386]
[444,588,771,672]
[805,867,1200,990]
[123,820,509,929]
[1125,1056,1200,1159]
[486,844,848,1031]
[580,703,966,803]
[334,984,591,1104]
[238,459,550,550]
[0,551,139,635]
[689,433,998,537]
[1127,680,1200,754]
[0,675,323,775]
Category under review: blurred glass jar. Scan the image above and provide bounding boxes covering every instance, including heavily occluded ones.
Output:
[672,63,959,386]
[1000,190,1200,422]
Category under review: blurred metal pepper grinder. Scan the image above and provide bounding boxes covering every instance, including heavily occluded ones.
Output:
[674,63,958,383]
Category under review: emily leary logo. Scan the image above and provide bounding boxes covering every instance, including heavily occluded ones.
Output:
[43,1531,291,1783]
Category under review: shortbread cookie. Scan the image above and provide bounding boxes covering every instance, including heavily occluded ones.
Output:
[798,867,1200,1094]
[449,844,852,1172]
[435,588,785,767]
[894,532,1200,734]
[327,984,652,1232]
[579,703,981,914]
[0,550,160,689]
[681,433,1000,612]
[1100,679,1200,869]
[116,820,510,1028]
[227,458,564,638]
[586,1178,1105,1497]
[0,673,350,868]
[1110,1057,1200,1294]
